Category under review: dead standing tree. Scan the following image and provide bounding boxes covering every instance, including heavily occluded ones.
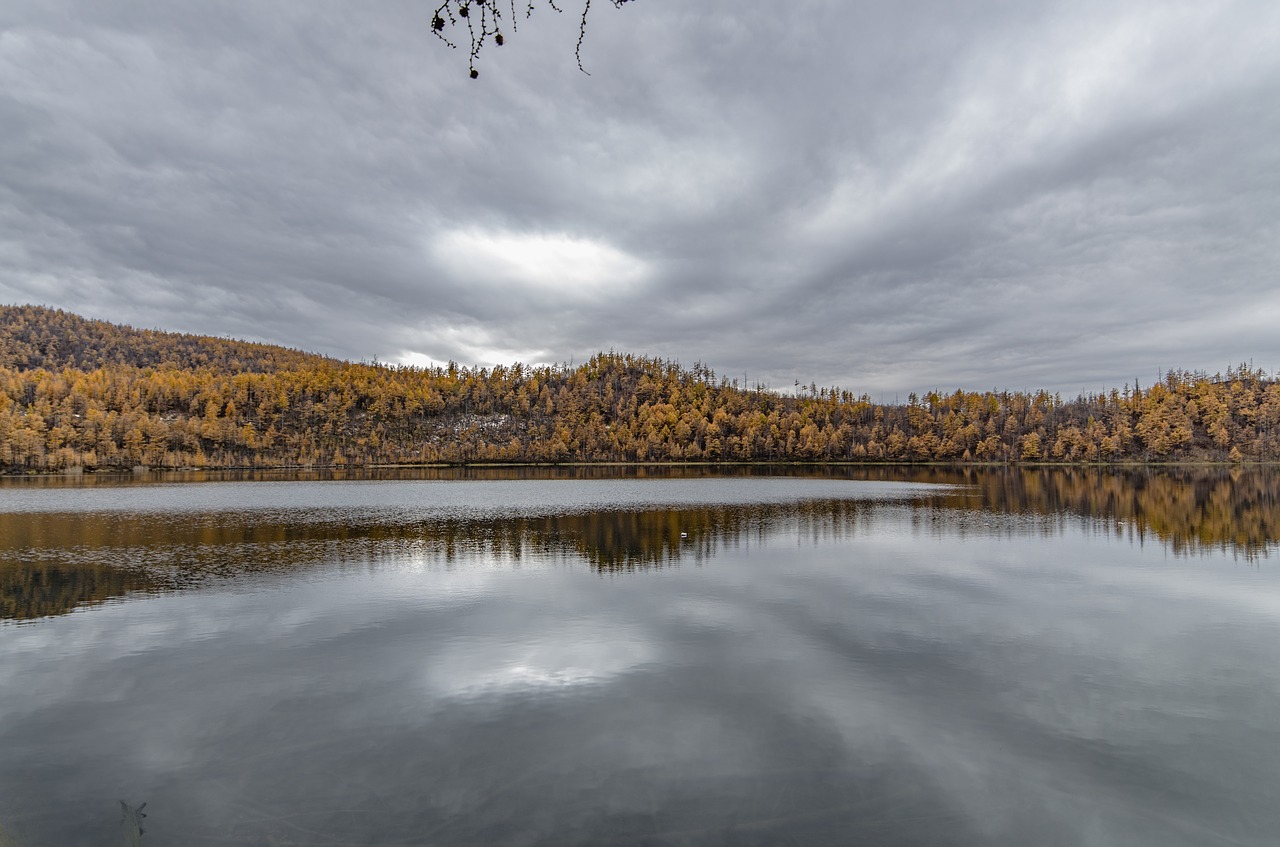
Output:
[430,0,634,78]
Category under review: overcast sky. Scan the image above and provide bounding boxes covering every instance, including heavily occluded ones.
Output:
[2,1,1278,396]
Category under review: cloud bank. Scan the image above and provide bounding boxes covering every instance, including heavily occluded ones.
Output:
[2,0,1278,394]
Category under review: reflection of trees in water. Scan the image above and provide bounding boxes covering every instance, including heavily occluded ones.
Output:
[0,562,161,621]
[901,467,1280,557]
[2,469,1277,620]
[516,500,871,573]
[0,500,868,620]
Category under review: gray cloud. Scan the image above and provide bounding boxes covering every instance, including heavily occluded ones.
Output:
[2,0,1278,393]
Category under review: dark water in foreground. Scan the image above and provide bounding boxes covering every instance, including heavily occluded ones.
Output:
[1,468,1278,846]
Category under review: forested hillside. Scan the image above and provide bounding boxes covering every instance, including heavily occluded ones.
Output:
[2,305,1278,470]
[0,304,330,373]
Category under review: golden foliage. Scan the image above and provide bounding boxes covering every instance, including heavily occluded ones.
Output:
[2,306,1278,471]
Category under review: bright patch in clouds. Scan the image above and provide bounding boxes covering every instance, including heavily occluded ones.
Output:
[433,229,648,295]
[393,322,555,370]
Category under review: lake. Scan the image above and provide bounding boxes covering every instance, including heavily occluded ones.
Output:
[1,467,1278,846]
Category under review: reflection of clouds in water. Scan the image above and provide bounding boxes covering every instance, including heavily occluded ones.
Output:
[423,631,654,700]
[633,528,1280,844]
[0,565,502,728]
[2,474,1280,844]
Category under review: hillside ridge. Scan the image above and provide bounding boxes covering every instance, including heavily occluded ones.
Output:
[0,304,333,374]
[1,305,1278,470]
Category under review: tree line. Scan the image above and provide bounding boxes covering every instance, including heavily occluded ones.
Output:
[2,305,1279,471]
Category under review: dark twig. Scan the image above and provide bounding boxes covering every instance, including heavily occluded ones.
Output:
[429,0,633,78]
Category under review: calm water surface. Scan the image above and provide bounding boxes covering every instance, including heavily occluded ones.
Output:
[1,468,1278,846]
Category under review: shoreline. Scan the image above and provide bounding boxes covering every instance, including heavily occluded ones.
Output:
[4,458,1278,478]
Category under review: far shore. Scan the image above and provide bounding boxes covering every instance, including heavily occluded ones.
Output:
[4,459,1277,478]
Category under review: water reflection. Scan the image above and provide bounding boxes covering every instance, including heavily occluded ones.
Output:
[0,562,162,622]
[0,499,874,621]
[2,468,1278,622]
[910,466,1280,556]
[2,471,1279,846]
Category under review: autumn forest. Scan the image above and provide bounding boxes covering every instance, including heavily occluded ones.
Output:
[2,305,1278,472]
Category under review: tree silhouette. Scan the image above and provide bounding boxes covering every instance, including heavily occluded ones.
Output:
[431,0,634,78]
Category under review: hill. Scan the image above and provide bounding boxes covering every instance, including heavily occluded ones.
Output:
[1,305,1278,470]
[0,305,332,373]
